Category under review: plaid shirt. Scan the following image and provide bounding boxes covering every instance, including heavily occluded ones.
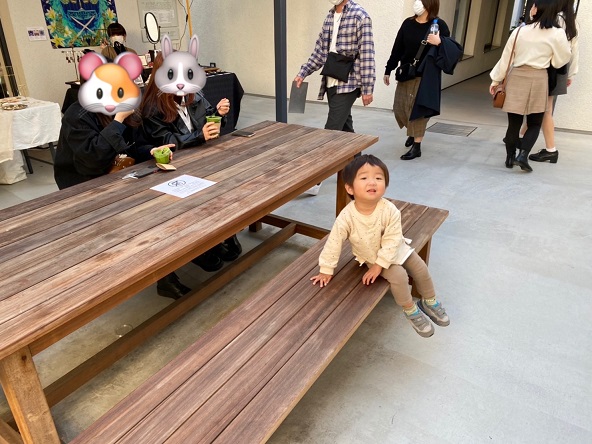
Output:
[298,0,376,100]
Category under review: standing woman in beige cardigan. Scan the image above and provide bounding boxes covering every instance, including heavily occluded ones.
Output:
[489,0,571,172]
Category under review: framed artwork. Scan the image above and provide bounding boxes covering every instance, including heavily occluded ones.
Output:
[41,0,118,48]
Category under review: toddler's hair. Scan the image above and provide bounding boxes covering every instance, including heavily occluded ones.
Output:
[343,154,390,194]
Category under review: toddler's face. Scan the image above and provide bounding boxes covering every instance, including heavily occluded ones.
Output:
[345,163,386,203]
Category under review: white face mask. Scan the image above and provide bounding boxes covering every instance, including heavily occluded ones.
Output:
[110,35,125,45]
[413,0,426,16]
[329,0,343,5]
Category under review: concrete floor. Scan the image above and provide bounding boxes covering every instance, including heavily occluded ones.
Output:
[1,73,591,443]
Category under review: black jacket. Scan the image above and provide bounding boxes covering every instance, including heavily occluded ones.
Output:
[53,102,153,189]
[142,93,227,150]
[411,37,463,121]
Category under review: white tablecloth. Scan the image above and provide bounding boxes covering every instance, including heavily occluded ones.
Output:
[0,97,62,164]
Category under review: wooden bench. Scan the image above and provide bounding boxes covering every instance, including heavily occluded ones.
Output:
[72,200,448,443]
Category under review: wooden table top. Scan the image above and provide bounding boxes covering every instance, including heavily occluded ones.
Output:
[0,121,378,361]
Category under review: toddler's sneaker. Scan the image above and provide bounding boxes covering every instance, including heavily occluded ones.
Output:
[404,306,434,338]
[418,298,450,327]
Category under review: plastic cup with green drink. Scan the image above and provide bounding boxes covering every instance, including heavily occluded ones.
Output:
[206,115,222,138]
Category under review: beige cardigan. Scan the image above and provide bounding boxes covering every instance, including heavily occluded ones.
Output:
[319,199,413,275]
[490,23,571,85]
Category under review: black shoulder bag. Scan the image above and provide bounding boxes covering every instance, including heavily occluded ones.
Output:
[321,51,356,83]
[394,26,432,82]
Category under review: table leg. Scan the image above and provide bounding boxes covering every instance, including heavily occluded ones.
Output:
[0,348,60,444]
[336,169,351,216]
[48,142,56,162]
[20,151,33,174]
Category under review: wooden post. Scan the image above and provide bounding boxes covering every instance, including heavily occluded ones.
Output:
[0,348,60,444]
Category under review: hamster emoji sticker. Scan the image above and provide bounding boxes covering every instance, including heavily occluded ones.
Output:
[78,52,143,115]
[155,34,206,96]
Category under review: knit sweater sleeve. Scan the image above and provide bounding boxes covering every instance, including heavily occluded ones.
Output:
[318,212,351,275]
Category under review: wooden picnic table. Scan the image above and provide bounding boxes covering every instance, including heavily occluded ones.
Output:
[0,121,378,443]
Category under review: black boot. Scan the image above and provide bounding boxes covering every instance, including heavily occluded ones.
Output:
[404,136,414,147]
[224,235,242,256]
[505,145,516,168]
[192,248,224,272]
[157,273,191,300]
[514,149,533,172]
[401,142,421,160]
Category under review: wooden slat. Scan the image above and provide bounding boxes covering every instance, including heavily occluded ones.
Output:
[73,200,448,443]
[41,223,298,406]
[213,275,388,444]
[169,264,389,443]
[72,241,355,443]
[0,129,376,361]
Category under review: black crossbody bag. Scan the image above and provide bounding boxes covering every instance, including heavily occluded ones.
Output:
[394,26,433,82]
[321,51,356,83]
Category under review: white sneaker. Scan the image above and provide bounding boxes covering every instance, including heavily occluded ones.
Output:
[303,183,322,196]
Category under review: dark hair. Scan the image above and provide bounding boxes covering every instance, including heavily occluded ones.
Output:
[420,0,440,21]
[139,52,197,123]
[530,0,560,29]
[107,22,127,37]
[557,0,577,40]
[343,154,390,197]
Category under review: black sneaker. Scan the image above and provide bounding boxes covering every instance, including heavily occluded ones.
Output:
[528,149,558,163]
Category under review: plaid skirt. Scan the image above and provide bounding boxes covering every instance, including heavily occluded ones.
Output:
[393,77,430,137]
[503,66,548,115]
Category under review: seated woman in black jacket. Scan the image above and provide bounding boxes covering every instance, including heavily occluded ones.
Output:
[53,102,191,300]
[139,53,242,271]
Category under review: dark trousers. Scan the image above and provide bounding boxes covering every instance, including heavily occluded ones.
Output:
[325,87,360,133]
[506,112,544,154]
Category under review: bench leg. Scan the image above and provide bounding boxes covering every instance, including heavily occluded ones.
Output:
[248,221,262,232]
[0,348,60,444]
[0,418,23,444]
[411,238,432,298]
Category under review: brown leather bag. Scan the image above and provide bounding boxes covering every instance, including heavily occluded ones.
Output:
[109,154,135,173]
[493,26,521,109]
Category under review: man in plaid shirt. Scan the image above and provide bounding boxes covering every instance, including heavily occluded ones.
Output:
[295,0,376,133]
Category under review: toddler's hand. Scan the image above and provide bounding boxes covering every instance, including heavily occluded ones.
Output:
[311,273,332,287]
[362,264,382,285]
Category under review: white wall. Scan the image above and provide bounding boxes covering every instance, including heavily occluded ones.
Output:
[191,0,516,112]
[554,0,590,131]
[1,0,590,131]
[0,0,187,106]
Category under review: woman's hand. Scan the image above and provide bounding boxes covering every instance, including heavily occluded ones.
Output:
[150,144,175,160]
[383,75,390,86]
[310,273,332,287]
[202,122,220,141]
[427,32,441,46]
[362,264,383,285]
[294,76,304,88]
[489,83,498,96]
[113,110,135,123]
[216,98,230,116]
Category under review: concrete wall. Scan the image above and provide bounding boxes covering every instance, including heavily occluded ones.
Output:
[0,0,589,131]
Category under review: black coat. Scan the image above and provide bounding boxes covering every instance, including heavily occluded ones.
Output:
[53,102,153,189]
[142,93,227,150]
[411,37,464,121]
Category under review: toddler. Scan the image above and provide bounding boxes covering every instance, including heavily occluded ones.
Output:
[310,154,449,337]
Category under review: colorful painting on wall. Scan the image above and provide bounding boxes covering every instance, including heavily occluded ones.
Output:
[41,0,118,48]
